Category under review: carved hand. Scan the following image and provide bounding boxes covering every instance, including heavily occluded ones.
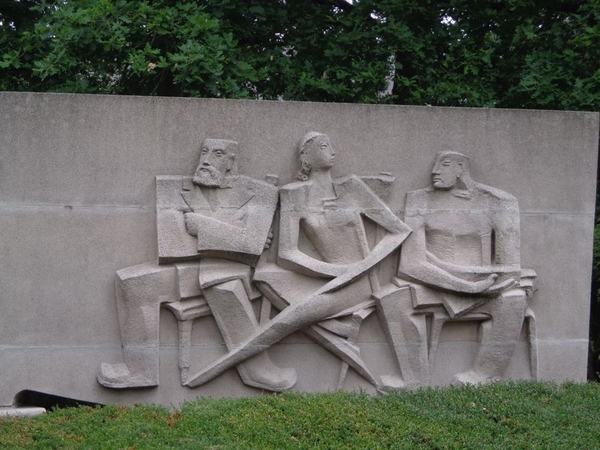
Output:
[184,213,200,236]
[482,277,518,295]
[264,229,274,250]
[466,274,498,294]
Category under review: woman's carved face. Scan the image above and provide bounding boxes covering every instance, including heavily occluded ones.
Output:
[303,135,336,171]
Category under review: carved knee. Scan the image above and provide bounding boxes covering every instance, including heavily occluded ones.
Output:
[116,263,178,305]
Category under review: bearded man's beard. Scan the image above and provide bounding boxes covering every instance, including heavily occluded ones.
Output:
[193,165,224,187]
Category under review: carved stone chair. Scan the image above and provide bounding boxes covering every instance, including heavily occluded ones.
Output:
[163,261,378,387]
[375,269,538,387]
[164,275,262,384]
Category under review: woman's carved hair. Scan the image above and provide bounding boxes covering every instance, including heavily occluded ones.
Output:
[295,132,326,181]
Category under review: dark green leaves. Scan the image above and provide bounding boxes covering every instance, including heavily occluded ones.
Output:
[1,1,599,107]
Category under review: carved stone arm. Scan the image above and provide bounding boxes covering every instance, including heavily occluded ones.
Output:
[398,224,497,295]
[321,231,409,294]
[355,179,409,235]
[184,213,251,254]
[426,252,520,280]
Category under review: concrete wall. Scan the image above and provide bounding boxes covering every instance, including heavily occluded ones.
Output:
[0,92,597,406]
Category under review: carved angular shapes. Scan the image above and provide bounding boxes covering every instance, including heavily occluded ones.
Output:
[157,175,278,266]
[102,135,538,394]
[3,93,595,407]
[100,138,294,392]
[185,133,411,389]
[157,176,200,264]
[381,151,538,387]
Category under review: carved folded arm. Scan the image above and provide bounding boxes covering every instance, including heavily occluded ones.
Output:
[184,212,201,236]
[184,213,251,254]
[426,252,520,277]
[399,259,498,294]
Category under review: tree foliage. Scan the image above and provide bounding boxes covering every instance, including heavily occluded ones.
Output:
[1,0,599,109]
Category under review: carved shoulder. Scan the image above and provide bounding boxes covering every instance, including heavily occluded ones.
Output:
[281,179,312,191]
[280,181,311,207]
[236,175,279,194]
[405,187,433,209]
[474,183,518,209]
[333,174,377,201]
[335,173,374,191]
[334,173,361,185]
[235,175,279,206]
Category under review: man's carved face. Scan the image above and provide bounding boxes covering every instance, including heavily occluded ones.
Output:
[431,155,464,190]
[193,140,235,187]
[303,135,335,171]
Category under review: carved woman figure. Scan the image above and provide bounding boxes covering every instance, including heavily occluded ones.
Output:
[185,132,411,388]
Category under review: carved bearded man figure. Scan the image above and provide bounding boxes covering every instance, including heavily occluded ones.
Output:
[98,139,296,392]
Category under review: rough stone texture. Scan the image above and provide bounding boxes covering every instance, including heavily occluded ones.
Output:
[372,150,537,388]
[97,138,296,393]
[183,133,411,390]
[0,92,597,406]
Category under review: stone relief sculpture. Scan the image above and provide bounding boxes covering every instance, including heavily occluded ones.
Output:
[374,151,537,388]
[98,136,537,393]
[98,139,297,391]
[184,132,411,389]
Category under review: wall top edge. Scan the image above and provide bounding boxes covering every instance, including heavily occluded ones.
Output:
[1,91,598,119]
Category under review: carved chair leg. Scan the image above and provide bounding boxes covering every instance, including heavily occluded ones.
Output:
[336,362,350,391]
[259,296,272,324]
[524,307,538,381]
[177,320,194,384]
[427,312,450,384]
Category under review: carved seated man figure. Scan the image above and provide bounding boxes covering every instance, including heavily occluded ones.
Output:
[375,151,536,387]
[184,132,411,388]
[97,138,296,391]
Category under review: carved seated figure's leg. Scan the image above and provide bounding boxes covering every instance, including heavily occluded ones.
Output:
[374,284,429,390]
[452,288,527,385]
[202,279,297,392]
[186,277,374,388]
[98,264,178,388]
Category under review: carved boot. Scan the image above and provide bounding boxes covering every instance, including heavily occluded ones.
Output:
[236,353,297,392]
[97,361,158,389]
[97,315,161,388]
[203,279,297,392]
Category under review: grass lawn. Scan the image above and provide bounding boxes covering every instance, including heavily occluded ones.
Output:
[1,381,599,449]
